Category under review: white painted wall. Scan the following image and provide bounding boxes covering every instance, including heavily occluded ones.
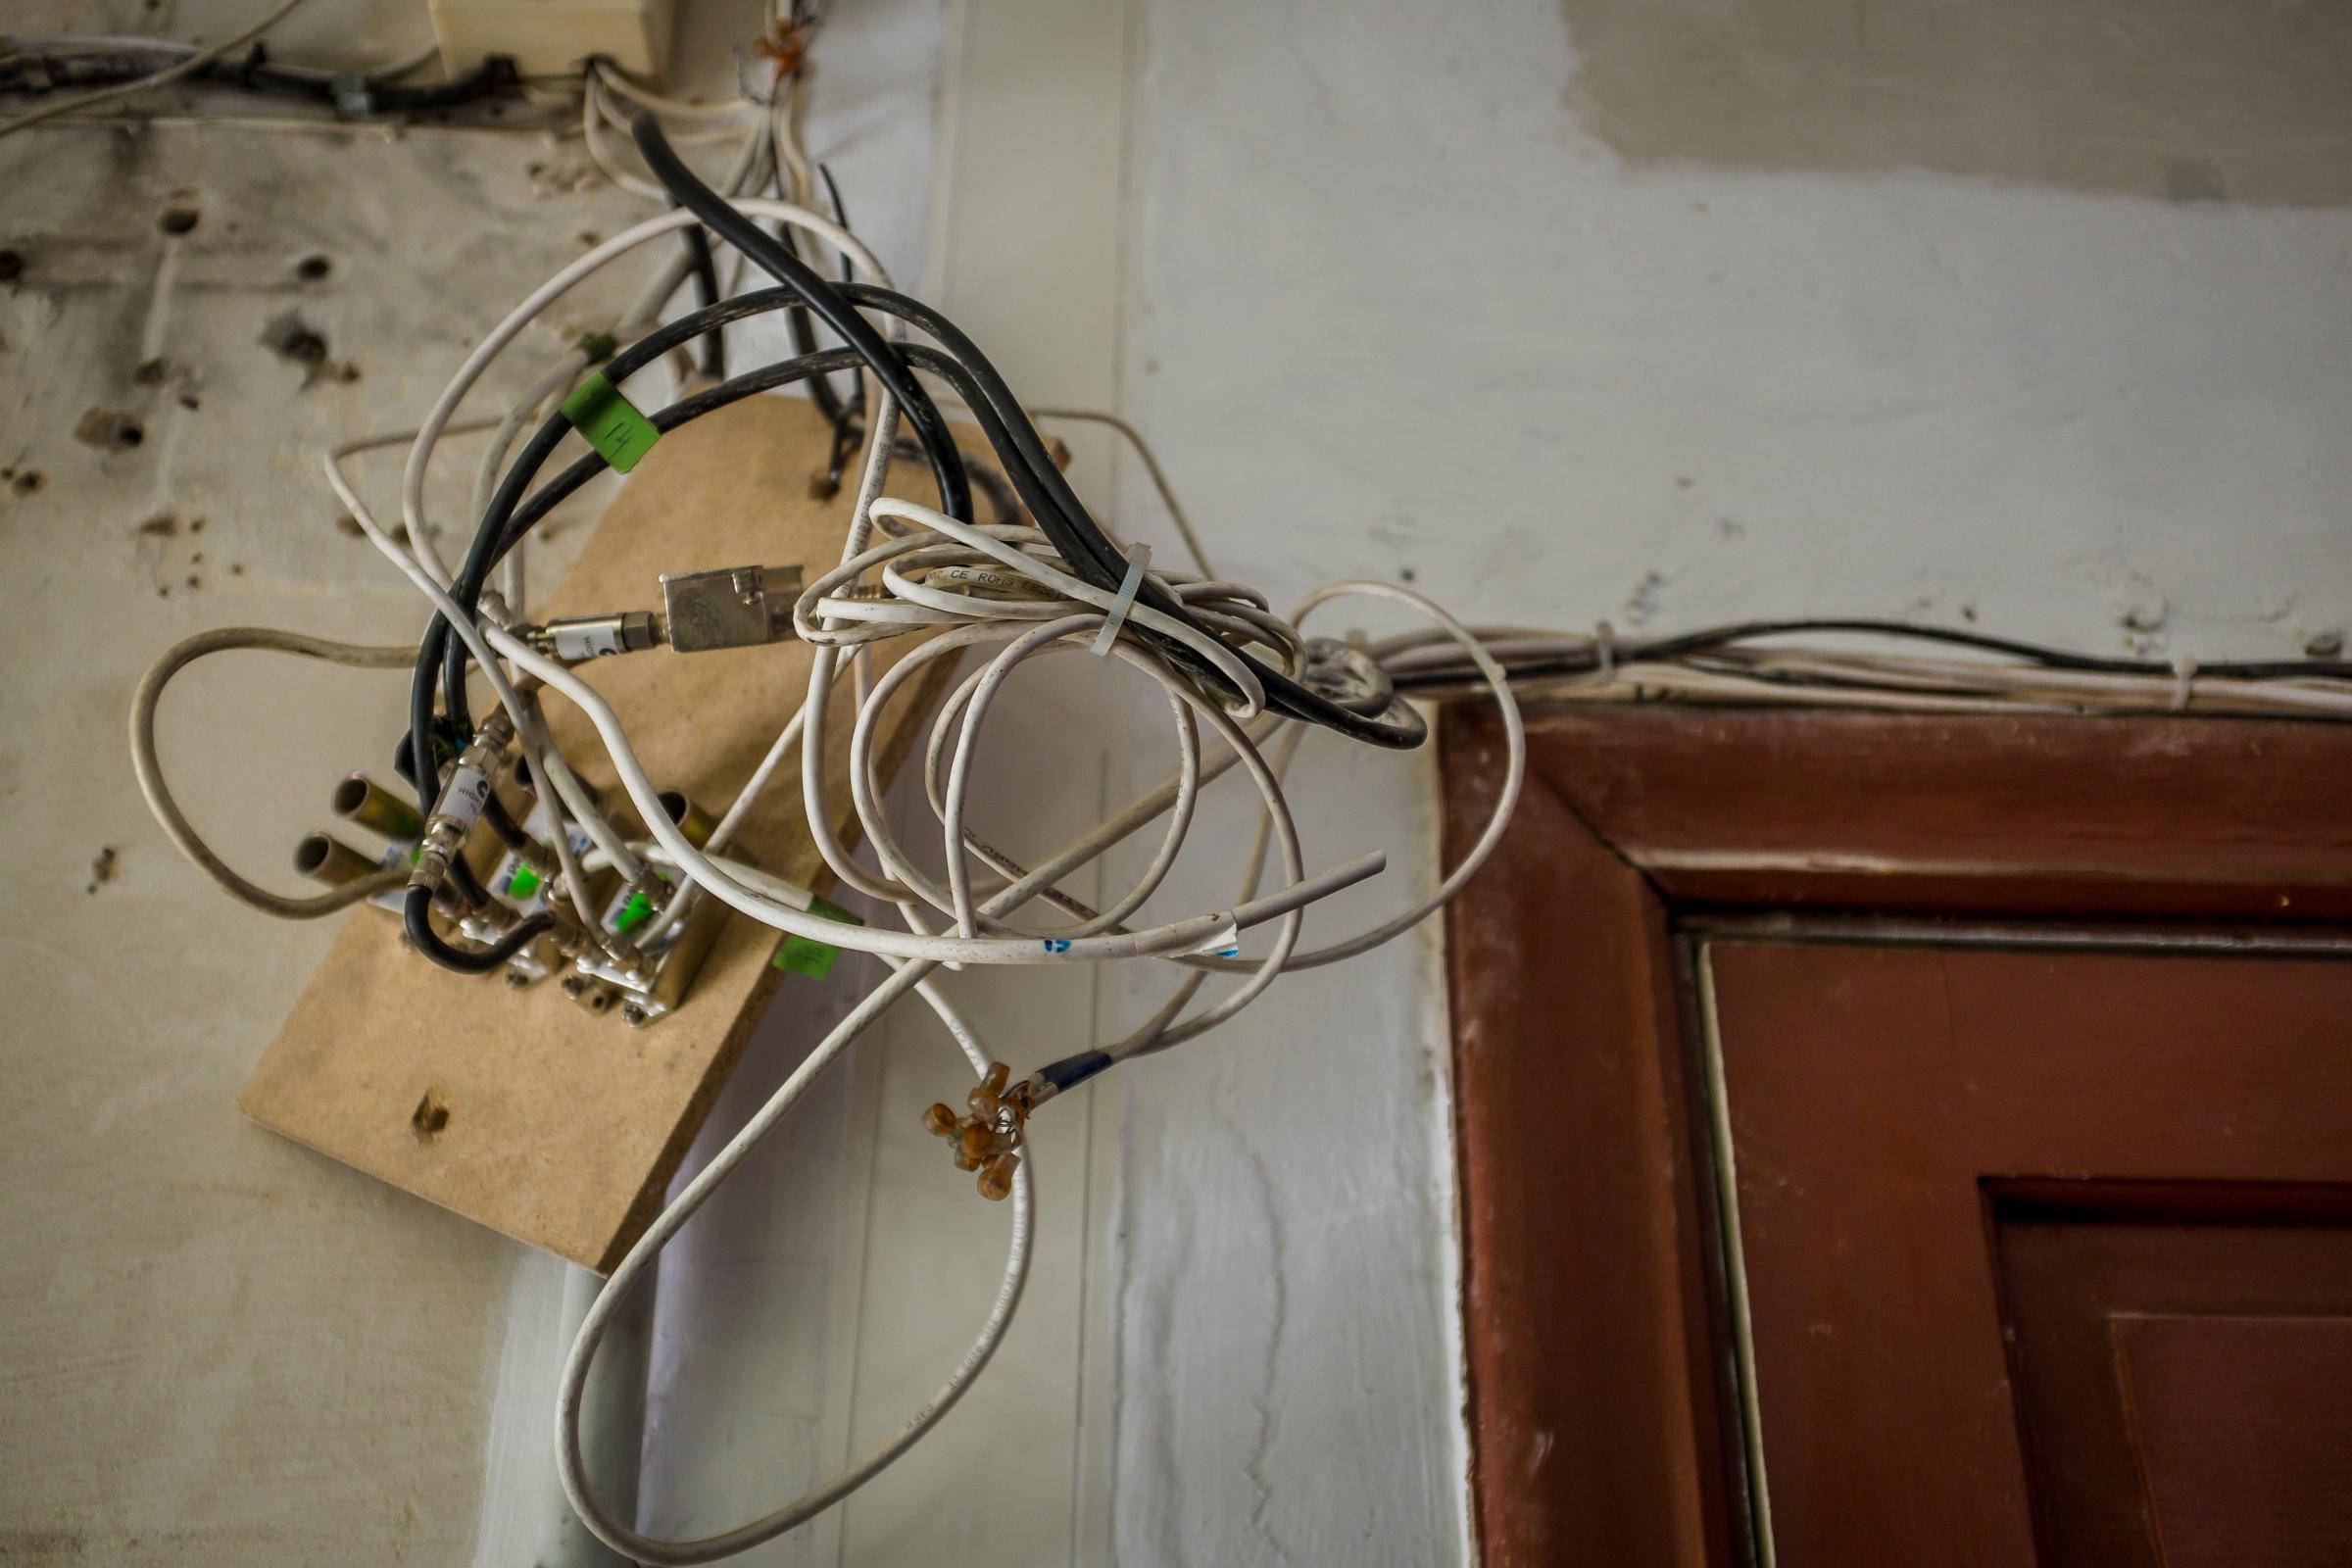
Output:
[0,8,644,1563]
[5,0,2347,1563]
[1083,0,2351,1562]
[1128,0,2351,658]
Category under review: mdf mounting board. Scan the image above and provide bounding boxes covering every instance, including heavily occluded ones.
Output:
[242,394,960,1272]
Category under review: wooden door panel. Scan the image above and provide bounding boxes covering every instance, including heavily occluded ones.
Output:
[2112,1314,2352,1568]
[1993,1186,2352,1568]
[1706,943,2352,1567]
[1441,707,2352,1566]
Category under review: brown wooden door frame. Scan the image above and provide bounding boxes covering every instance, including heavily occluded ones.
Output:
[1437,703,2352,1567]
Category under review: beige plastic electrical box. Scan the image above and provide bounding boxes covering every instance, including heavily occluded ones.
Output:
[428,0,677,84]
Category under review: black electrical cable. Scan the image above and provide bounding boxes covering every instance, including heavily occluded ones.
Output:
[482,792,532,852]
[428,278,1416,757]
[1626,617,2352,680]
[767,161,862,435]
[411,236,1461,977]
[817,165,854,272]
[406,348,870,950]
[627,120,1414,741]
[628,112,972,527]
[467,340,1021,571]
[492,347,866,550]
[1383,617,2352,690]
[447,854,492,908]
[400,349,868,977]
[486,362,1040,559]
[655,272,1425,746]
[677,216,725,379]
[425,332,1005,761]
[612,254,1424,745]
[926,439,1019,526]
[422,305,871,753]
[810,168,870,493]
[817,284,1426,747]
[0,43,522,115]
[403,886,551,973]
[416,411,567,794]
[487,368,1011,556]
[769,223,843,424]
[637,278,1152,617]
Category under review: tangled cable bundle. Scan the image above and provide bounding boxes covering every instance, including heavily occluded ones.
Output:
[122,28,2352,1563]
[483,115,1522,1565]
[123,89,1519,1558]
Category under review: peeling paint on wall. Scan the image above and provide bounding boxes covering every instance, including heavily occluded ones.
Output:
[1558,0,2352,206]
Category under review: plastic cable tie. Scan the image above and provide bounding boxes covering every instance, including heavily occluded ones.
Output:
[1089,542,1152,657]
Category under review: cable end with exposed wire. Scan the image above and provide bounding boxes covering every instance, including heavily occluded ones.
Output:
[922,1060,1037,1200]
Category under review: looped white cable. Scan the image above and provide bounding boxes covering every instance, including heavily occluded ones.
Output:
[399,199,895,590]
[859,497,1269,719]
[325,149,1529,1566]
[2171,654,2198,712]
[1089,542,1152,657]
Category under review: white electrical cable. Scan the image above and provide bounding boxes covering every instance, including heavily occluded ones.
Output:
[129,625,418,918]
[1027,406,1217,578]
[113,58,1514,1561]
[359,159,1374,978]
[326,426,647,894]
[579,74,672,201]
[396,200,890,590]
[587,74,755,143]
[557,951,1025,1565]
[476,348,596,617]
[249,97,2352,1568]
[1174,580,1523,979]
[487,619,1385,964]
[0,0,310,138]
[1373,628,2352,719]
[111,26,2352,1551]
[590,56,765,122]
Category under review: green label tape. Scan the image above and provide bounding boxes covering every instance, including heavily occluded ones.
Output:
[506,862,541,899]
[560,372,660,473]
[774,935,839,980]
[774,895,862,982]
[612,889,654,934]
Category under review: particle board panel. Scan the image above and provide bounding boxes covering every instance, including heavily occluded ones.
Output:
[241,393,958,1272]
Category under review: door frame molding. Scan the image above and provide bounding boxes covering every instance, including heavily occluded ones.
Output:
[1438,702,2352,1567]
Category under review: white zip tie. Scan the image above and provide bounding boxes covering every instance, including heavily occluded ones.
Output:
[1089,542,1152,657]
